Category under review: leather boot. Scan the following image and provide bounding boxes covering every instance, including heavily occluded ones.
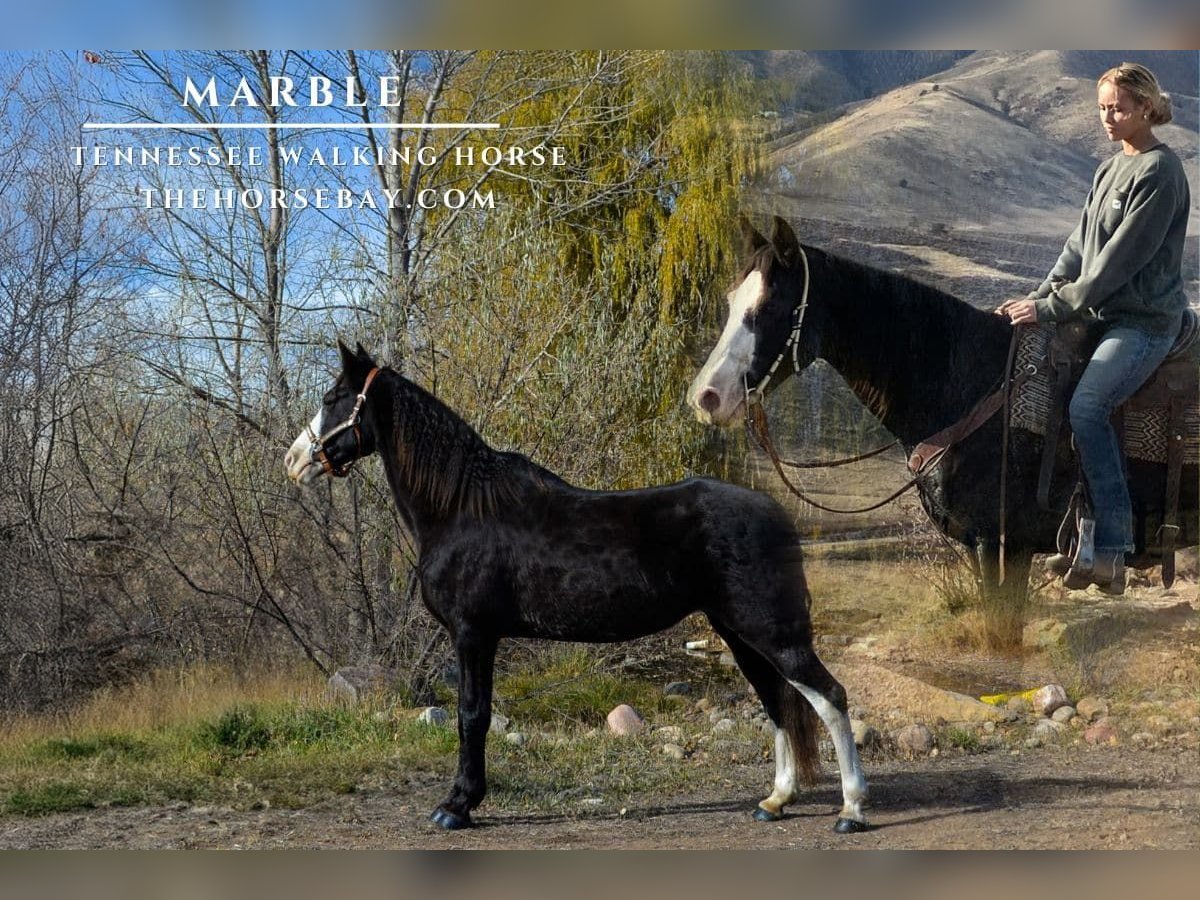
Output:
[1063,552,1125,596]
[1044,553,1073,576]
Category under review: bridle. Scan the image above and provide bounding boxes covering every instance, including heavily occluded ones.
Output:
[306,367,380,478]
[744,245,810,407]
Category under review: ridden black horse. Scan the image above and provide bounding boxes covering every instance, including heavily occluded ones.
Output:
[688,216,1198,637]
[285,341,868,832]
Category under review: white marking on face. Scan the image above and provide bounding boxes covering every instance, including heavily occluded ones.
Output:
[789,680,869,824]
[688,270,765,426]
[284,409,325,485]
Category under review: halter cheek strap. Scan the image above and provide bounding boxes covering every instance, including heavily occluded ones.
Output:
[745,245,810,406]
[308,367,380,477]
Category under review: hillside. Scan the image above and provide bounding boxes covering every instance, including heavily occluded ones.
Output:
[762,50,1199,240]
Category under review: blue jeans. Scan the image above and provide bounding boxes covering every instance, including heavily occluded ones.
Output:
[1069,325,1176,553]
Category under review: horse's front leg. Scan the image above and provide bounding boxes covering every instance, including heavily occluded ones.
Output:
[430,633,497,830]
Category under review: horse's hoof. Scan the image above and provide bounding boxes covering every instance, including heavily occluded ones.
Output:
[834,817,869,834]
[753,806,783,822]
[430,807,472,830]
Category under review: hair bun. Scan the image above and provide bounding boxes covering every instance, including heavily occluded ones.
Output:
[1152,91,1173,126]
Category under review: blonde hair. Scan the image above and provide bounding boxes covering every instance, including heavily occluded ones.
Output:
[1098,62,1173,126]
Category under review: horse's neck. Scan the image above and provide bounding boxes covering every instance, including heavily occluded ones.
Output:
[370,375,498,538]
[815,252,1011,446]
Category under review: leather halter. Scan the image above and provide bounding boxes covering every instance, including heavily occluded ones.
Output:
[745,245,810,406]
[306,367,380,478]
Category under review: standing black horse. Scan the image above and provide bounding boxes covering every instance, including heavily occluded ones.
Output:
[688,216,1198,642]
[285,341,868,832]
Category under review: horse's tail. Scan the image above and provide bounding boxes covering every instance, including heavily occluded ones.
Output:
[780,669,822,786]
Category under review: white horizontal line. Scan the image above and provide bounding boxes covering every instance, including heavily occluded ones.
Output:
[83,122,500,131]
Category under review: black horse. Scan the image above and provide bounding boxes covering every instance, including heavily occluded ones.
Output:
[285,341,868,832]
[688,216,1198,642]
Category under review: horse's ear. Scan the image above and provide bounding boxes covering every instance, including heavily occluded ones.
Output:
[770,215,801,264]
[739,214,768,257]
[337,339,356,371]
[340,340,378,386]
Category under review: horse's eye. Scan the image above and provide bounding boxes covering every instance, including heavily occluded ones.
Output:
[322,390,336,405]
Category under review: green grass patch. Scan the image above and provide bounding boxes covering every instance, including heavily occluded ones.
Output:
[0,655,749,821]
[940,725,982,753]
[32,733,152,763]
[495,648,672,729]
[0,697,460,817]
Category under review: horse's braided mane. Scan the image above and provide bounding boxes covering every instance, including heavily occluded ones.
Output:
[383,370,546,519]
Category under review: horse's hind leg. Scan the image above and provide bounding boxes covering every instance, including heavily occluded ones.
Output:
[710,625,806,821]
[431,632,497,830]
[729,617,869,832]
[780,652,869,833]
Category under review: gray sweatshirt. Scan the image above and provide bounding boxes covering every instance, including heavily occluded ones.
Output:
[1029,143,1190,336]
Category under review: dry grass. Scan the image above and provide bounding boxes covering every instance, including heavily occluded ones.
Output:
[0,664,327,749]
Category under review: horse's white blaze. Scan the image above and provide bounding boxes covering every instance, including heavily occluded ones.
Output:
[284,410,325,484]
[687,270,765,426]
[789,681,869,825]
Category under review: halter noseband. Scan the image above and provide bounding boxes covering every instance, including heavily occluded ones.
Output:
[306,367,380,478]
[745,245,810,406]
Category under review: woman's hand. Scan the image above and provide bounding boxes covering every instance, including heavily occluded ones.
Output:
[995,297,1038,325]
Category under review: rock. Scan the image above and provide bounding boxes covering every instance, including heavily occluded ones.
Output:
[708,709,725,724]
[1031,684,1069,717]
[655,725,684,743]
[1023,618,1068,649]
[1006,696,1031,715]
[1076,697,1109,723]
[417,706,450,727]
[1034,718,1067,741]
[504,731,527,747]
[1146,715,1174,737]
[1132,731,1156,746]
[1085,719,1119,746]
[894,723,936,757]
[606,704,645,736]
[1051,705,1076,724]
[661,743,686,760]
[325,665,398,705]
[982,721,996,734]
[489,713,510,734]
[713,718,736,734]
[828,662,1006,724]
[663,681,692,697]
[851,719,882,750]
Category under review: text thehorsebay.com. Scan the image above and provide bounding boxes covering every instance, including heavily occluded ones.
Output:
[72,75,569,211]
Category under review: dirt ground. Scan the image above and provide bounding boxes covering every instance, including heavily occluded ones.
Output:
[1,738,1195,849]
[3,528,1195,850]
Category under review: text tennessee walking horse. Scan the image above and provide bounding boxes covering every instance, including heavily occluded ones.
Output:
[688,216,1198,631]
[285,341,868,832]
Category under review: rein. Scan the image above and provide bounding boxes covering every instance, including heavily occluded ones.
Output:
[743,259,1032,524]
[743,243,900,470]
[307,367,380,477]
[746,404,924,514]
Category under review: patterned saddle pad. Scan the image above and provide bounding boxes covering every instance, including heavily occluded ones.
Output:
[1010,319,1199,465]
